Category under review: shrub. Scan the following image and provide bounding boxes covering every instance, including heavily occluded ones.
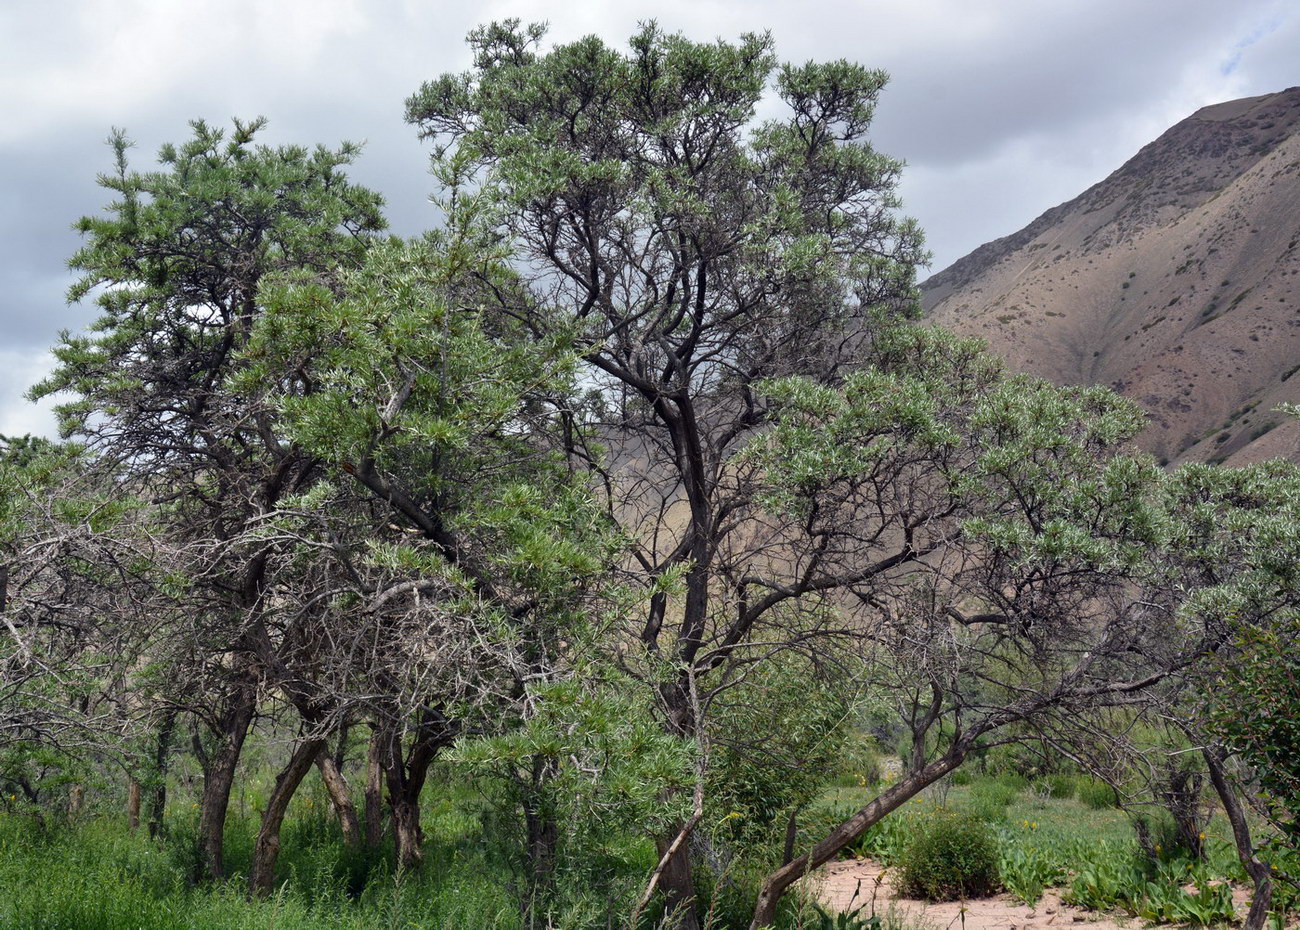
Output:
[1077,778,1118,809]
[897,810,1000,901]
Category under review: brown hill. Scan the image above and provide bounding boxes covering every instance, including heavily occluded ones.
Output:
[923,87,1300,466]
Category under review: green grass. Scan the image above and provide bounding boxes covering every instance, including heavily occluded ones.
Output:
[2,767,1291,929]
[0,813,524,930]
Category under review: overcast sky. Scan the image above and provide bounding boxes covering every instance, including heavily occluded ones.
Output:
[2,0,1297,437]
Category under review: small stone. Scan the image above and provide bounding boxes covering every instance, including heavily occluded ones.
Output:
[1045,909,1056,915]
[1072,916,1086,923]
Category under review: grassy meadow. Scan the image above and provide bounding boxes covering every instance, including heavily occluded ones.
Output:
[2,754,1294,930]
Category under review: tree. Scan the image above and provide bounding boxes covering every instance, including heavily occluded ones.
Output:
[1157,460,1300,930]
[32,118,385,881]
[741,330,1197,926]
[247,222,628,895]
[0,438,163,825]
[407,22,926,925]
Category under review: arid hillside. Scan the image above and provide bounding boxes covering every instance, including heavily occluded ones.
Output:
[923,87,1300,465]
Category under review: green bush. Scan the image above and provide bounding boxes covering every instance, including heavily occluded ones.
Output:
[1077,778,1119,810]
[897,810,1000,901]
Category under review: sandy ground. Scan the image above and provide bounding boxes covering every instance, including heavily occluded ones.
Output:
[810,858,1139,930]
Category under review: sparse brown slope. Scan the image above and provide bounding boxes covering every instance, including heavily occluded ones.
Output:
[923,88,1300,465]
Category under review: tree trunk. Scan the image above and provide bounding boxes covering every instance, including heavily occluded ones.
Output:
[656,679,702,930]
[379,708,449,871]
[316,752,362,848]
[249,738,325,897]
[197,685,256,882]
[364,728,385,852]
[656,831,700,930]
[782,809,799,866]
[389,786,424,871]
[67,784,84,820]
[127,779,141,831]
[522,755,560,923]
[1203,746,1273,930]
[749,749,967,929]
[147,711,176,839]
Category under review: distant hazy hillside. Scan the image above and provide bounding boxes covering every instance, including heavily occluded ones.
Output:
[923,87,1300,465]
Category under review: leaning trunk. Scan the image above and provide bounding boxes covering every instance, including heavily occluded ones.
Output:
[249,738,325,897]
[316,753,362,849]
[749,749,968,929]
[1203,746,1273,930]
[364,727,385,851]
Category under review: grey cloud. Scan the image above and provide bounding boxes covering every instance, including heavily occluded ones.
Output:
[4,0,1299,435]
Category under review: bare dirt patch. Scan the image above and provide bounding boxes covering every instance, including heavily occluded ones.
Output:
[811,858,1136,930]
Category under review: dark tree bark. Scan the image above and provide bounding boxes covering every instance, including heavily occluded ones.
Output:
[1203,745,1273,930]
[147,711,176,839]
[655,832,700,930]
[316,752,362,849]
[379,709,451,871]
[249,737,326,897]
[196,683,256,882]
[521,754,561,922]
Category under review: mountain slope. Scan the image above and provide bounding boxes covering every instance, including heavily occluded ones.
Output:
[923,87,1300,465]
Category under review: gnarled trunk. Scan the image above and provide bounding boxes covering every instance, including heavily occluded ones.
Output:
[389,787,424,871]
[316,753,362,849]
[197,684,256,882]
[249,738,325,897]
[379,708,451,871]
